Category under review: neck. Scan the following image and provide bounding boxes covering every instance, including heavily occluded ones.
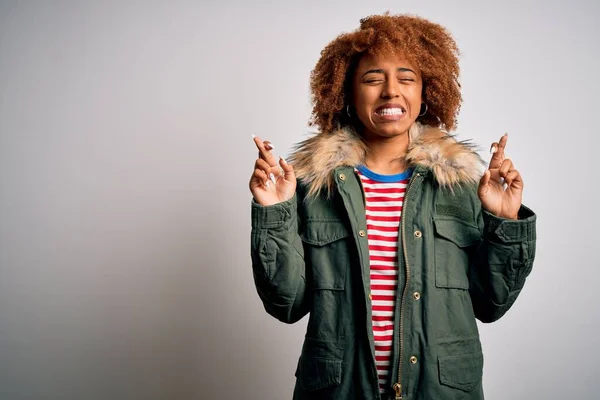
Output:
[362,131,410,175]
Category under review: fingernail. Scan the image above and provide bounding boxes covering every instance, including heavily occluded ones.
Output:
[490,145,497,154]
[268,143,275,149]
[280,156,287,164]
[270,173,276,184]
[266,180,270,188]
[252,134,256,139]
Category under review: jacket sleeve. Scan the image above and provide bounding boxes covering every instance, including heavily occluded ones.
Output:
[250,194,310,324]
[469,202,537,323]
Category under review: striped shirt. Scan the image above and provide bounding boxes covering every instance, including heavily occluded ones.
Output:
[355,165,413,394]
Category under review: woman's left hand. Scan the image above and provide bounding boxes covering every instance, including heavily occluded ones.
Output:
[477,134,523,220]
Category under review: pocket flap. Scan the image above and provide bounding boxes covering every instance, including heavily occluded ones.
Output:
[438,352,484,392]
[295,356,342,392]
[295,338,343,392]
[433,219,480,248]
[301,219,349,246]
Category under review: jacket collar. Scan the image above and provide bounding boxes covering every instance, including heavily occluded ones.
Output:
[289,122,485,198]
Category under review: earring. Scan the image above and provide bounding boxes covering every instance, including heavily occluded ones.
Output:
[346,105,353,118]
[418,102,428,117]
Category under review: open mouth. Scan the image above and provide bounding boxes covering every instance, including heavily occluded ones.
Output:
[374,104,406,119]
[375,107,405,116]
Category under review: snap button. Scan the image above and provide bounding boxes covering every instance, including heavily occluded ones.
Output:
[339,173,346,181]
[410,356,418,364]
[414,230,422,238]
[413,292,421,300]
[368,293,372,301]
[359,230,366,237]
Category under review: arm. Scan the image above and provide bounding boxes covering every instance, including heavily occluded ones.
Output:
[251,195,310,324]
[249,136,309,323]
[469,203,537,323]
[470,133,537,322]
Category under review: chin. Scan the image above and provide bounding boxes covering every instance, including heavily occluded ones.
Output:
[374,123,412,137]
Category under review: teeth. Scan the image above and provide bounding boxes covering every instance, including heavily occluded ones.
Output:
[377,108,404,116]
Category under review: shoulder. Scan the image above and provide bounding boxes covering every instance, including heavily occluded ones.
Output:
[432,181,482,226]
[295,178,349,222]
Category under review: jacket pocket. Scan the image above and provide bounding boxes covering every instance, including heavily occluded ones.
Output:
[295,338,343,392]
[433,218,480,289]
[438,351,484,392]
[301,219,350,291]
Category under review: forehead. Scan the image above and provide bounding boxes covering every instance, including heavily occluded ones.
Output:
[357,52,418,72]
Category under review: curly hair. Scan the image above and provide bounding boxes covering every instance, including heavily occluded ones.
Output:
[310,13,462,133]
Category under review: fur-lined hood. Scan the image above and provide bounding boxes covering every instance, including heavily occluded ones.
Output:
[288,123,486,198]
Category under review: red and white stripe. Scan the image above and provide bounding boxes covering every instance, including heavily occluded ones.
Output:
[356,170,409,393]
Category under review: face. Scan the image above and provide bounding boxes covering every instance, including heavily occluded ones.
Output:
[351,52,423,140]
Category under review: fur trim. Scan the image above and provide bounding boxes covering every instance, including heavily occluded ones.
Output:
[406,125,485,188]
[288,123,485,198]
[288,126,368,198]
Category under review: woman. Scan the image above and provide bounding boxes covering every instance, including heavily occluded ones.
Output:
[249,14,536,400]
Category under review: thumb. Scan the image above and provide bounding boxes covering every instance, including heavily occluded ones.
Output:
[478,169,490,197]
[279,157,295,181]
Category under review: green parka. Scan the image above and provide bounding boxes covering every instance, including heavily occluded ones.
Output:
[250,123,536,400]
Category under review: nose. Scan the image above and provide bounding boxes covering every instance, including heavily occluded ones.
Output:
[381,78,400,99]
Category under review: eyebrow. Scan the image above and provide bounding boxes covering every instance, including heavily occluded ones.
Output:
[361,67,416,77]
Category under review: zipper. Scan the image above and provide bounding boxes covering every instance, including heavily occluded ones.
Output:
[394,172,419,400]
[393,383,402,400]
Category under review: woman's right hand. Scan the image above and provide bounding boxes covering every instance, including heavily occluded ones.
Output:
[250,136,297,206]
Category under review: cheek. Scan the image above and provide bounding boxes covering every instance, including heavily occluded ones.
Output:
[354,88,375,107]
[354,92,377,118]
[355,104,373,127]
[408,84,423,104]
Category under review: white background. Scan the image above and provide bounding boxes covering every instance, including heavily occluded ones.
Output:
[1,1,598,399]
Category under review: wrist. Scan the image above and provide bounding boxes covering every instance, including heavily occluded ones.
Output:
[497,210,519,220]
[484,207,519,220]
[499,213,519,220]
